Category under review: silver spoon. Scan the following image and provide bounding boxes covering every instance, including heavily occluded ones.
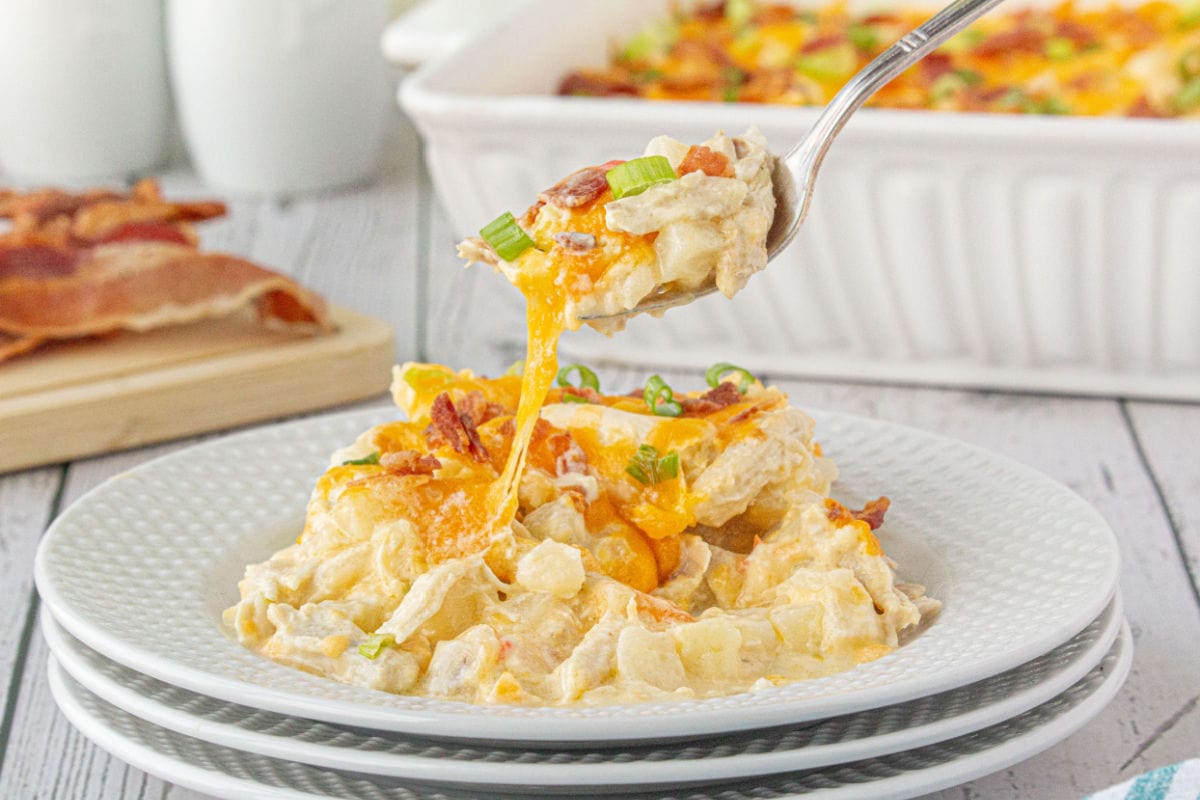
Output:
[581,0,1008,322]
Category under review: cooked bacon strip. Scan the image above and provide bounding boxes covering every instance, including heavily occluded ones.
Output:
[826,496,891,530]
[560,386,603,404]
[425,392,490,462]
[678,145,734,178]
[681,381,743,415]
[380,449,442,476]
[0,179,225,246]
[0,331,43,361]
[539,166,612,209]
[0,241,330,340]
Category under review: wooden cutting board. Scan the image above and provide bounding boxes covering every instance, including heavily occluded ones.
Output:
[0,305,395,473]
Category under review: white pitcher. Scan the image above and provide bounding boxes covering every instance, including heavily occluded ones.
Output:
[0,0,170,182]
[168,0,391,195]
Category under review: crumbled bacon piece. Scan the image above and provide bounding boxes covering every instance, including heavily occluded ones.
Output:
[560,386,603,404]
[379,449,442,476]
[972,27,1045,57]
[425,392,490,462]
[558,72,639,97]
[455,390,508,427]
[538,166,611,209]
[826,496,891,530]
[680,381,743,415]
[552,232,596,253]
[677,145,734,178]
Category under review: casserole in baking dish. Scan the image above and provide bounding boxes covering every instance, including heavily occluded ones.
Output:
[398,0,1200,399]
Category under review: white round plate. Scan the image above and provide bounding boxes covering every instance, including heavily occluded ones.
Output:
[47,624,1133,800]
[35,406,1121,743]
[41,597,1121,789]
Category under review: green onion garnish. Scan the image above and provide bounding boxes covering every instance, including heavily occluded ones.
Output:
[504,359,525,377]
[606,156,677,200]
[625,444,681,485]
[847,24,879,52]
[1044,37,1075,61]
[358,633,396,659]
[1175,77,1200,112]
[706,362,756,393]
[725,0,754,28]
[556,364,600,391]
[643,374,683,417]
[342,452,380,466]
[480,212,537,262]
[557,364,600,403]
[1180,47,1200,79]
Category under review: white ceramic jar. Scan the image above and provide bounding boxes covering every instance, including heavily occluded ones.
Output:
[0,0,170,181]
[167,0,391,195]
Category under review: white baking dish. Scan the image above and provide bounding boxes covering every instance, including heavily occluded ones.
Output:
[397,0,1200,400]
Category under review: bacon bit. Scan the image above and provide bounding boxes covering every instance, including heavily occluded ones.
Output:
[552,232,596,252]
[517,199,545,229]
[598,159,627,171]
[919,52,955,84]
[455,389,509,427]
[677,145,734,178]
[539,165,612,209]
[558,72,639,97]
[561,385,603,404]
[379,449,442,476]
[680,381,743,416]
[1128,95,1164,118]
[825,496,891,530]
[0,245,77,281]
[972,27,1045,57]
[497,638,514,658]
[1055,20,1097,48]
[863,12,899,24]
[801,34,845,53]
[425,392,490,462]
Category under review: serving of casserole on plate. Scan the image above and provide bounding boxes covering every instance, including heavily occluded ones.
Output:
[398,0,1200,399]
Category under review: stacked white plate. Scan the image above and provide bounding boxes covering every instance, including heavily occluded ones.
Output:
[34,406,1129,799]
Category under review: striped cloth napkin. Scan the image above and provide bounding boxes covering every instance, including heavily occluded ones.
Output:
[1086,761,1200,800]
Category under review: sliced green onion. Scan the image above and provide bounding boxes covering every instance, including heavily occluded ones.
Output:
[556,364,600,391]
[625,444,680,485]
[504,359,525,377]
[706,362,756,393]
[643,374,683,417]
[619,19,680,62]
[940,28,985,54]
[606,156,676,200]
[1175,77,1200,112]
[657,450,680,481]
[954,68,984,86]
[480,212,537,262]
[1180,2,1200,28]
[725,0,754,29]
[795,43,857,81]
[342,451,380,466]
[358,633,396,659]
[1180,47,1200,79]
[1044,36,1075,61]
[847,24,879,52]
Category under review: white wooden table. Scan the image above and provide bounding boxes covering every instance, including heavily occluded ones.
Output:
[1,115,1198,800]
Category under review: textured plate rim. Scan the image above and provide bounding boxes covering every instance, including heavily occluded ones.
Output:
[34,404,1121,742]
[40,595,1122,787]
[45,624,1134,800]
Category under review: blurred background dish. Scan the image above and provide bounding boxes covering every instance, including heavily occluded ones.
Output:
[168,0,392,195]
[394,0,1200,400]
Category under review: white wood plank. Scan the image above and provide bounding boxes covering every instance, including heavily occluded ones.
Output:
[1125,400,1200,607]
[764,379,1200,799]
[0,467,61,759]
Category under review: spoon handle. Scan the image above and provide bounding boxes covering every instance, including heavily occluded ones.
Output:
[778,0,1009,235]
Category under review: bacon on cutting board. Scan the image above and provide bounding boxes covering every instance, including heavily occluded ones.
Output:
[0,242,330,340]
